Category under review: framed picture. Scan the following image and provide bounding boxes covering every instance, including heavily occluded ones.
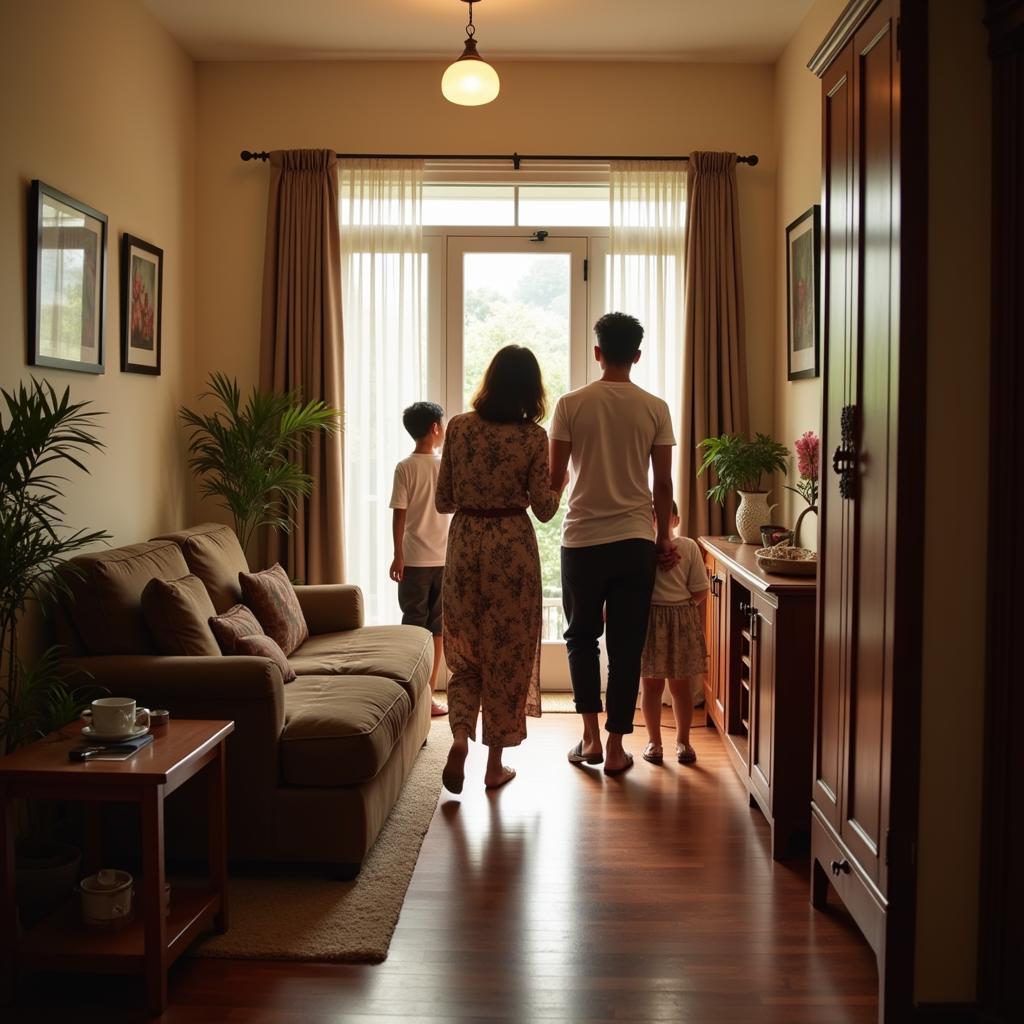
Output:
[786,205,821,381]
[120,234,163,375]
[27,181,107,373]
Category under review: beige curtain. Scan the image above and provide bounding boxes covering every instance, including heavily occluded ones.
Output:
[679,151,750,538]
[259,149,345,583]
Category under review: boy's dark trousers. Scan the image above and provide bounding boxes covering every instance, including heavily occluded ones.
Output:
[560,538,657,735]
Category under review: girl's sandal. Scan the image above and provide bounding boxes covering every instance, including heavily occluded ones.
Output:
[642,742,664,765]
[677,743,697,765]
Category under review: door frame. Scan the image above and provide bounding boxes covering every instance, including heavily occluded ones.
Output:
[440,230,594,690]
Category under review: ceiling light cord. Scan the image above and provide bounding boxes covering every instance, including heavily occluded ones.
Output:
[465,1,475,38]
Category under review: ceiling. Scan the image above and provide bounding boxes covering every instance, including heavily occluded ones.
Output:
[143,0,816,63]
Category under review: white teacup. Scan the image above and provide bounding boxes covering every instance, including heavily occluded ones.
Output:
[81,698,150,737]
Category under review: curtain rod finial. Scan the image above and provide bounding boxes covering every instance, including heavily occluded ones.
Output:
[241,150,270,162]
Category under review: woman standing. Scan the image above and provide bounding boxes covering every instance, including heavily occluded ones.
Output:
[436,346,563,792]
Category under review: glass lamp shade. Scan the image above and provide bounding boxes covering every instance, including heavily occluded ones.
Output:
[442,45,500,106]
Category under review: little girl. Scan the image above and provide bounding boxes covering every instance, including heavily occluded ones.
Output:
[640,501,709,765]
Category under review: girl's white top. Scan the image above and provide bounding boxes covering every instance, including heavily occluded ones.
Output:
[651,536,710,605]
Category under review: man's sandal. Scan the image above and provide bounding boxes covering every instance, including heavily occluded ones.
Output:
[567,741,603,766]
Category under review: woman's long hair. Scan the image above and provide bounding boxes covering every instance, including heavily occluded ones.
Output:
[471,345,547,425]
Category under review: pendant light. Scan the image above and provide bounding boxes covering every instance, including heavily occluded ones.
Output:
[441,0,500,106]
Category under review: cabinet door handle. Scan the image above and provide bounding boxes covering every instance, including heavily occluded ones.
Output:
[750,610,759,641]
[739,600,749,615]
[830,859,851,877]
[831,404,858,500]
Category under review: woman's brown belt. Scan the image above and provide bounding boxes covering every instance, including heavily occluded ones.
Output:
[458,507,527,518]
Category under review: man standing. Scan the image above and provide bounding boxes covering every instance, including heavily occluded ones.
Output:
[549,312,678,775]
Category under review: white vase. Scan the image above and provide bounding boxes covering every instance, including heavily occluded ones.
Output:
[735,491,775,544]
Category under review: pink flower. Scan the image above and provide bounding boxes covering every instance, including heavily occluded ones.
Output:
[795,431,819,481]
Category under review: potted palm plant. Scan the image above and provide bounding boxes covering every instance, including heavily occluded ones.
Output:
[180,373,340,560]
[0,379,111,924]
[697,432,790,543]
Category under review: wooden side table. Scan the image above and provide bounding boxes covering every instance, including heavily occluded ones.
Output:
[0,719,234,1016]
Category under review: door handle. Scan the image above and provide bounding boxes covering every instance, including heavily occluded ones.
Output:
[831,404,858,500]
[830,859,851,877]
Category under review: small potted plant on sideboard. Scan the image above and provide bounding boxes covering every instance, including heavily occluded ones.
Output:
[697,432,790,543]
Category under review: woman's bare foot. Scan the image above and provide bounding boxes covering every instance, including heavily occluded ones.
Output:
[442,740,468,794]
[431,699,448,717]
[484,765,516,789]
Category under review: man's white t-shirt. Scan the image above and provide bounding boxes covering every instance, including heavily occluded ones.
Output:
[550,380,676,548]
[651,537,709,604]
[389,454,450,566]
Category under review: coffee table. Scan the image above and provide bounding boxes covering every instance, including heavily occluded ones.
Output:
[0,718,234,1016]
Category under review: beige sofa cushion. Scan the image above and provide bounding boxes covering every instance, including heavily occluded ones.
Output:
[141,575,220,657]
[288,625,432,703]
[66,541,190,655]
[280,676,411,787]
[152,523,248,613]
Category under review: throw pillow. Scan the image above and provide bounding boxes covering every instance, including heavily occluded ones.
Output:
[209,603,264,656]
[238,564,309,656]
[233,633,296,683]
[141,574,221,657]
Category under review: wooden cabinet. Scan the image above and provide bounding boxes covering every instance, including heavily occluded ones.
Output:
[699,538,816,858]
[702,550,727,731]
[808,1,927,1014]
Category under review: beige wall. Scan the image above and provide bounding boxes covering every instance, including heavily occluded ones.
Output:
[0,0,195,547]
[772,0,847,547]
[915,0,990,1004]
[193,58,778,520]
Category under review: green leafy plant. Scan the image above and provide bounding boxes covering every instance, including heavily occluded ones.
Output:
[0,379,110,756]
[180,373,340,556]
[697,432,790,504]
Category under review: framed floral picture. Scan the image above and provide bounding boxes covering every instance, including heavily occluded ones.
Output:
[786,205,820,381]
[120,234,163,375]
[28,181,107,374]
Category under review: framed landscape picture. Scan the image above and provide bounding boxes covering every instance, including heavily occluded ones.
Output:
[120,234,163,375]
[786,205,820,381]
[27,181,107,373]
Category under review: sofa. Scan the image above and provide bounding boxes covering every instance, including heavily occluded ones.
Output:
[56,522,433,872]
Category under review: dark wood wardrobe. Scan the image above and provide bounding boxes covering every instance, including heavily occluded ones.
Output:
[808,1,927,1018]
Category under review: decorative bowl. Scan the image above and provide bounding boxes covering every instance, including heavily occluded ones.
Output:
[755,545,817,576]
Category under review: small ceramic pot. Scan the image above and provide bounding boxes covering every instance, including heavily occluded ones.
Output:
[79,869,133,926]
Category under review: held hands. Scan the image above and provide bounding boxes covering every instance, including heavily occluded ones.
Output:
[656,536,681,572]
[389,556,405,582]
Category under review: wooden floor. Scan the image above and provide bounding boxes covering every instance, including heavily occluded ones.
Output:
[13,713,878,1023]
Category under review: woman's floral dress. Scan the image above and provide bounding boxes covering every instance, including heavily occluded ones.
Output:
[435,412,560,747]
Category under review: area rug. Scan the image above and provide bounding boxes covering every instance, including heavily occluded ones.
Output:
[191,720,448,964]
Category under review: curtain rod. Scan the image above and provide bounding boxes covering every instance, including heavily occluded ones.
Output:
[239,150,759,168]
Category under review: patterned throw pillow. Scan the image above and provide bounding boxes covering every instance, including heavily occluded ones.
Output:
[209,604,264,656]
[233,633,296,683]
[238,564,309,656]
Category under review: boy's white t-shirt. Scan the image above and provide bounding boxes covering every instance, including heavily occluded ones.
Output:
[550,380,676,548]
[389,454,450,567]
[651,536,710,605]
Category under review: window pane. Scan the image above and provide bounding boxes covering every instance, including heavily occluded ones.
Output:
[518,185,609,227]
[423,185,515,226]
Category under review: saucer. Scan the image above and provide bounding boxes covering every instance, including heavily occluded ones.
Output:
[81,724,150,743]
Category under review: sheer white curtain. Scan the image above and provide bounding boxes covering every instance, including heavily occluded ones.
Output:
[607,160,686,437]
[340,159,426,625]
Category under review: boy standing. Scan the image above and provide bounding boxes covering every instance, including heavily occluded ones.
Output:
[389,401,450,717]
[549,313,678,774]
